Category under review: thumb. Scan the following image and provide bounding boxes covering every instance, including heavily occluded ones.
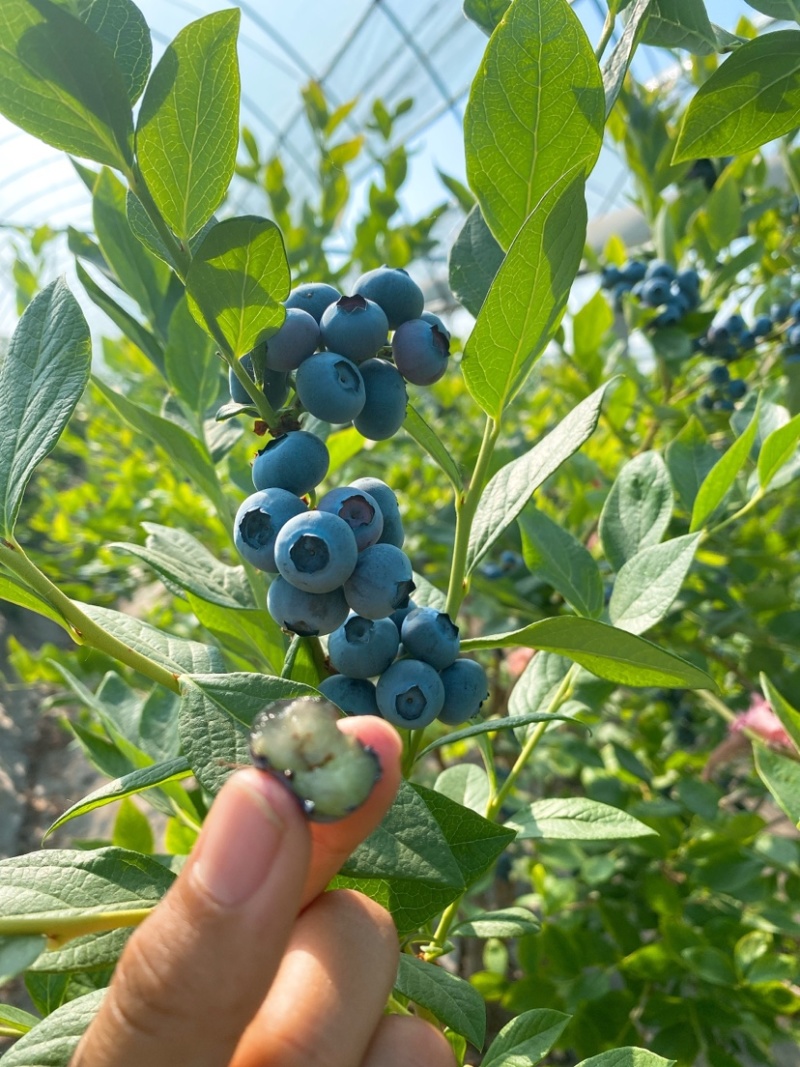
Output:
[73,770,311,1067]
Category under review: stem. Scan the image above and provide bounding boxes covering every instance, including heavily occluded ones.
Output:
[595,9,615,62]
[1,908,152,948]
[0,539,180,693]
[281,636,301,679]
[126,166,192,281]
[701,489,765,541]
[402,728,425,778]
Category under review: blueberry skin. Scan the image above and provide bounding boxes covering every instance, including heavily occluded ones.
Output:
[229,353,289,409]
[738,330,756,352]
[644,260,675,282]
[601,265,621,288]
[295,352,366,424]
[320,295,389,364]
[376,659,444,729]
[786,324,800,347]
[267,577,349,637]
[709,364,730,386]
[401,607,460,670]
[264,308,320,372]
[317,486,384,551]
[753,314,773,338]
[274,511,359,594]
[349,477,404,548]
[392,319,450,386]
[252,431,329,496]
[319,675,379,717]
[390,599,417,635]
[420,310,451,341]
[789,299,800,321]
[328,614,400,679]
[354,358,408,441]
[652,303,682,328]
[344,543,415,619]
[727,379,747,400]
[285,282,341,324]
[437,658,489,726]
[233,488,308,572]
[725,313,746,337]
[353,266,424,330]
[639,278,671,308]
[675,268,700,294]
[620,260,647,284]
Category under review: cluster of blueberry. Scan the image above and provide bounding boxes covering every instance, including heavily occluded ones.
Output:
[479,550,524,581]
[601,259,700,328]
[228,266,451,439]
[765,297,800,365]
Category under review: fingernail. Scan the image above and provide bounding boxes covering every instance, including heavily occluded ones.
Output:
[191,772,290,907]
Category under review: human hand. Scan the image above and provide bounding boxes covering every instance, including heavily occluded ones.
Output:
[71,716,454,1067]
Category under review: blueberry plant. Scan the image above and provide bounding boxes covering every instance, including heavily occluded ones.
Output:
[1,0,800,1065]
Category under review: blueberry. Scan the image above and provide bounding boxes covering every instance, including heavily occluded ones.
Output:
[320,295,389,364]
[699,393,715,411]
[479,562,505,579]
[753,314,773,338]
[620,260,647,284]
[353,265,425,329]
[390,599,417,634]
[354,358,408,441]
[437,658,489,726]
[500,550,523,571]
[652,303,682,328]
[670,283,696,313]
[790,299,800,321]
[376,659,444,729]
[343,543,415,619]
[252,431,329,496]
[714,398,735,412]
[264,308,320,371]
[319,675,379,717]
[267,577,349,636]
[601,265,622,288]
[639,278,671,307]
[295,352,366,424]
[229,353,289,409]
[612,281,631,308]
[786,324,800,347]
[709,364,730,386]
[328,614,400,679]
[644,260,676,282]
[274,511,359,594]
[317,486,384,551]
[725,313,746,337]
[401,607,460,670]
[420,310,451,341]
[675,268,700,294]
[349,477,404,548]
[233,488,307,572]
[727,379,747,400]
[285,282,341,324]
[771,301,790,324]
[392,319,450,385]
[738,330,755,352]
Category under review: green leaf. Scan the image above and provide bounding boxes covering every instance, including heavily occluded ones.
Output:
[26,927,131,975]
[482,1009,571,1067]
[640,0,717,54]
[75,261,165,375]
[599,452,673,572]
[164,297,221,422]
[0,989,105,1066]
[518,506,604,619]
[0,570,70,630]
[758,411,800,489]
[185,216,290,358]
[436,167,475,212]
[760,674,800,753]
[572,290,613,382]
[76,0,152,104]
[603,0,652,116]
[507,798,657,840]
[403,403,464,493]
[745,0,800,17]
[690,399,761,531]
[435,765,490,814]
[665,416,718,513]
[574,1050,676,1067]
[464,0,604,249]
[394,955,486,1049]
[451,906,541,939]
[462,176,587,418]
[0,1003,39,1038]
[113,796,154,853]
[609,533,701,635]
[463,0,511,36]
[0,279,91,538]
[418,713,574,760]
[44,757,191,839]
[0,936,46,983]
[462,617,715,689]
[448,204,505,318]
[674,31,800,162]
[0,0,133,169]
[467,382,612,572]
[754,746,800,825]
[186,594,285,675]
[695,169,741,253]
[136,8,241,239]
[508,651,571,719]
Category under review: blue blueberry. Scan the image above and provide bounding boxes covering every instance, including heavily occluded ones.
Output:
[753,314,772,338]
[328,614,400,679]
[285,282,341,324]
[725,313,746,337]
[709,364,730,386]
[233,488,307,572]
[392,319,450,385]
[437,658,489,726]
[420,310,451,341]
[320,295,389,364]
[789,299,800,321]
[500,550,523,571]
[318,675,379,717]
[295,352,366,424]
[343,543,415,619]
[317,486,384,551]
[645,260,676,282]
[601,265,621,288]
[612,281,631,308]
[675,268,700,294]
[699,393,715,412]
[714,398,735,412]
[267,577,349,636]
[252,431,329,496]
[771,302,790,323]
[727,379,747,400]
[353,266,425,329]
[354,358,408,441]
[264,308,320,372]
[738,330,756,352]
[401,607,460,670]
[390,599,417,634]
[229,353,289,409]
[375,659,444,729]
[652,303,682,328]
[620,260,647,284]
[479,562,505,580]
[639,278,671,307]
[670,283,697,313]
[274,511,359,594]
[786,324,800,347]
[349,477,404,548]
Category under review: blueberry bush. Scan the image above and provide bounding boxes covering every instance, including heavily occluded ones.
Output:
[1,0,800,1064]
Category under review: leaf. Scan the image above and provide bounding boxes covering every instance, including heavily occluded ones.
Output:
[754,746,800,825]
[75,261,165,375]
[27,927,132,975]
[507,798,657,840]
[482,1009,571,1067]
[518,506,604,619]
[0,936,46,983]
[464,0,604,249]
[185,216,290,358]
[403,403,463,492]
[466,382,612,572]
[0,0,133,169]
[575,1051,676,1067]
[640,0,717,55]
[394,955,486,1049]
[436,167,475,212]
[0,570,70,630]
[186,595,285,676]
[135,9,241,239]
[758,411,800,489]
[461,617,716,689]
[435,765,490,814]
[0,1003,39,1037]
[690,399,760,531]
[0,989,105,1066]
[603,0,652,116]
[0,279,91,538]
[76,0,152,104]
[665,416,718,513]
[760,674,800,753]
[452,907,541,939]
[745,0,800,17]
[674,31,800,162]
[44,757,191,839]
[164,297,221,421]
[508,651,571,719]
[448,204,505,318]
[599,452,673,572]
[461,176,588,418]
[609,533,701,635]
[463,0,511,36]
[418,712,577,759]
